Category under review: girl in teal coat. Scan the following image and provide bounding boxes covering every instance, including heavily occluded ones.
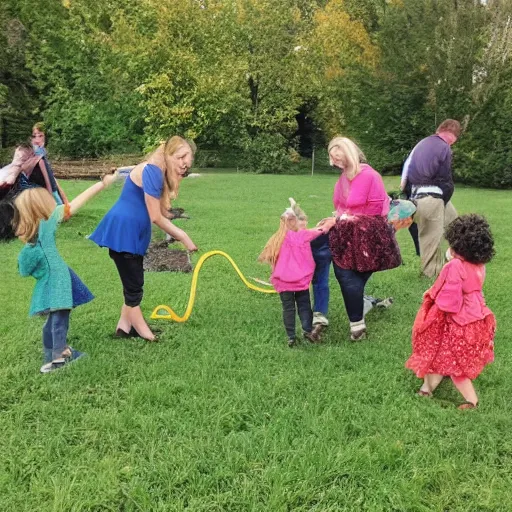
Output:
[14,174,116,373]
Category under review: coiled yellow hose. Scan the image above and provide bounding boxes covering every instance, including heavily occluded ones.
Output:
[150,250,276,323]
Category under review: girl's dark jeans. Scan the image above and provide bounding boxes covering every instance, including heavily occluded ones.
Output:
[279,290,313,339]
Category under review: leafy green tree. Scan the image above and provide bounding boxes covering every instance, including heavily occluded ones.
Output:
[0,1,39,149]
[455,0,512,187]
[325,0,490,170]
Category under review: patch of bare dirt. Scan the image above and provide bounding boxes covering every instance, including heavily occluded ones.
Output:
[144,240,192,273]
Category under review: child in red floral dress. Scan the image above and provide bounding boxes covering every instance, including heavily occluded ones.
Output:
[405,214,496,409]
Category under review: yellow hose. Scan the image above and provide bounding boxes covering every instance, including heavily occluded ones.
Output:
[150,250,277,323]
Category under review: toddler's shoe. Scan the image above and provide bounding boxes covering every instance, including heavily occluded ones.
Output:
[287,337,297,348]
[304,330,321,344]
[68,349,86,362]
[375,297,394,309]
[312,312,329,327]
[363,296,393,316]
[40,359,68,373]
[40,350,86,374]
[311,323,325,338]
[40,361,56,374]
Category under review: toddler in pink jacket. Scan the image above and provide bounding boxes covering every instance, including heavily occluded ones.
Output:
[259,199,335,347]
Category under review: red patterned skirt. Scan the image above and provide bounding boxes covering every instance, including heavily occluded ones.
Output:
[328,215,402,272]
[405,296,496,380]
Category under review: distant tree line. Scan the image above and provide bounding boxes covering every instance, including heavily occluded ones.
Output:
[1,0,511,186]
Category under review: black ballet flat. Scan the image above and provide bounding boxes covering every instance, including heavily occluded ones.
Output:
[114,327,139,338]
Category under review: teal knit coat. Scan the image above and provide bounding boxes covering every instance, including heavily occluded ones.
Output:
[18,205,73,316]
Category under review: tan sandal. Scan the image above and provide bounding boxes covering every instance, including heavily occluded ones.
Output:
[457,401,478,410]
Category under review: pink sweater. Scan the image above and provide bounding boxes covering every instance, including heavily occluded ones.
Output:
[333,164,389,216]
[271,228,326,293]
[426,257,493,326]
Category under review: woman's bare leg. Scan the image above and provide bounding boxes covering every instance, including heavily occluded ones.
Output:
[128,306,155,341]
[116,304,132,333]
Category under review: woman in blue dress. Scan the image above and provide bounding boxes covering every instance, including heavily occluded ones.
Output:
[90,136,198,341]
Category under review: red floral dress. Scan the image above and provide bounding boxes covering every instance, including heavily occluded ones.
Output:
[406,258,496,380]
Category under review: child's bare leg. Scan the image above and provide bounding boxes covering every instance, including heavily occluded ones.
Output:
[116,304,132,332]
[451,376,478,406]
[420,373,444,394]
[129,306,155,341]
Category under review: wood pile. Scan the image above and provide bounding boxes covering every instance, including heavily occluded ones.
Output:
[52,156,140,179]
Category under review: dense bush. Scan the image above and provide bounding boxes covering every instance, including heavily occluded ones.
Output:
[239,134,293,174]
[453,72,512,188]
[193,149,221,169]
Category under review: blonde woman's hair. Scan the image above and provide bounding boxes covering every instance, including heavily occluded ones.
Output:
[32,121,46,134]
[327,137,366,180]
[14,188,56,243]
[160,135,196,212]
[258,198,305,266]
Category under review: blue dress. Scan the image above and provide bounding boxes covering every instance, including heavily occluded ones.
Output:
[89,164,164,255]
[69,267,94,308]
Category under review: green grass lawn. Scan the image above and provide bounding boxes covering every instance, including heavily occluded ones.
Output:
[1,174,511,511]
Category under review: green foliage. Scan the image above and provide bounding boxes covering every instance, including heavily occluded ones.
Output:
[0,146,14,166]
[326,0,490,174]
[10,0,145,156]
[45,97,143,158]
[240,133,293,174]
[455,69,512,188]
[193,149,221,169]
[0,1,39,147]
[1,0,511,186]
[452,1,512,188]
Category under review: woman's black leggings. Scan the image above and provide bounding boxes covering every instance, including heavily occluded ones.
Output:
[109,249,144,307]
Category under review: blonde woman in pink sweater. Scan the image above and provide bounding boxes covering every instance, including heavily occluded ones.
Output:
[259,199,335,347]
[328,137,401,341]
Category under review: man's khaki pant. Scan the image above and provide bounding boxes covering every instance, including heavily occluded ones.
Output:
[415,197,457,278]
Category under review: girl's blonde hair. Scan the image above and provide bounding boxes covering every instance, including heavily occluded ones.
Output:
[258,198,306,266]
[327,136,366,180]
[13,188,56,243]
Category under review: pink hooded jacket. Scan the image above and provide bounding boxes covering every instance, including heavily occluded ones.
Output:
[271,228,326,293]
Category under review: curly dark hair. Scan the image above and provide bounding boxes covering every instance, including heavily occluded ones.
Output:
[445,214,495,264]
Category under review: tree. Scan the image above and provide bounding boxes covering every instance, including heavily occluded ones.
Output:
[0,1,39,149]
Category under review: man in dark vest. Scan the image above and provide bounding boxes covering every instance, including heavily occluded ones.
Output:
[403,119,460,277]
